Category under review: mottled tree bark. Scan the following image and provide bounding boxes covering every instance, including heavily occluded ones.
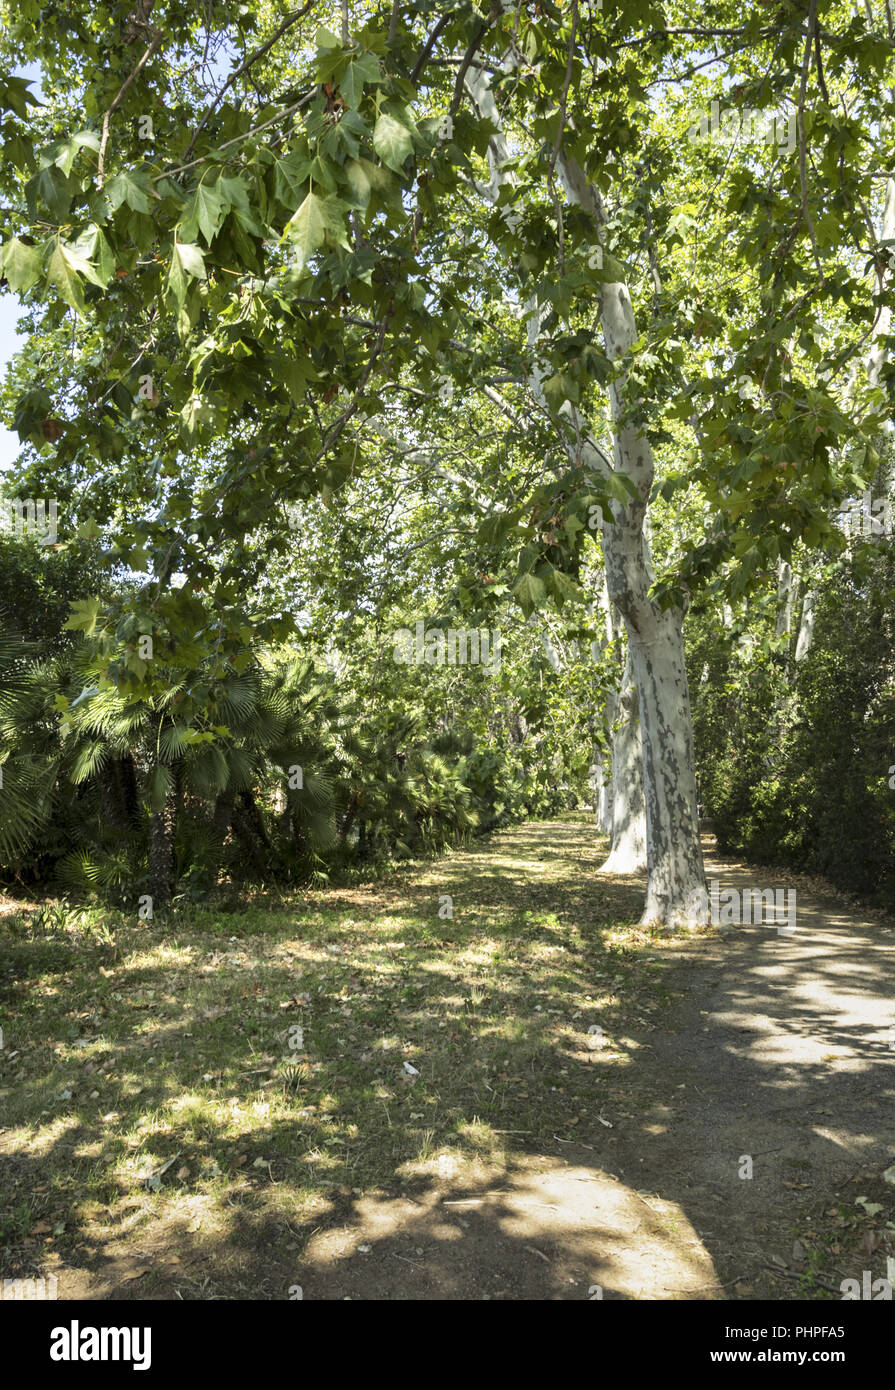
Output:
[466,63,706,925]
[600,646,647,874]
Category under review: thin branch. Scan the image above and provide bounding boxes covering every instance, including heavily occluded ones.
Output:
[797,0,823,277]
[97,31,164,186]
[315,314,391,463]
[548,0,578,270]
[813,23,830,102]
[155,92,315,182]
[182,1,316,162]
[410,13,454,83]
[449,17,495,119]
[388,0,401,46]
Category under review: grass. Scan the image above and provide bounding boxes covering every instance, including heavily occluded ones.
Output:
[0,815,697,1295]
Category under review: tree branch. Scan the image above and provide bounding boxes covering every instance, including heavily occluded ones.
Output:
[182,1,316,163]
[97,30,163,186]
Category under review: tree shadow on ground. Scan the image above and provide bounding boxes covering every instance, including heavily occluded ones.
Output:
[1,819,893,1299]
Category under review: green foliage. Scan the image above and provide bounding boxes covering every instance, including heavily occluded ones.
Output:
[0,1,892,909]
[689,541,895,905]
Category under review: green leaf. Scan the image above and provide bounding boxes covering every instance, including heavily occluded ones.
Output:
[284,190,348,267]
[275,154,313,210]
[49,129,100,176]
[63,597,104,635]
[60,240,106,288]
[513,572,547,615]
[606,470,639,504]
[2,237,42,293]
[593,252,627,283]
[181,393,216,435]
[68,224,116,286]
[93,226,116,285]
[218,175,264,236]
[543,372,578,410]
[344,157,392,211]
[46,241,88,316]
[372,113,414,173]
[344,158,373,210]
[31,164,70,221]
[190,183,226,244]
[166,241,207,309]
[285,190,326,265]
[549,568,584,606]
[341,53,381,108]
[280,357,311,405]
[0,73,40,118]
[106,170,152,214]
[146,764,172,814]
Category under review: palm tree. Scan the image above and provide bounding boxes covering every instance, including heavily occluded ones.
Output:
[0,620,60,867]
[61,653,345,904]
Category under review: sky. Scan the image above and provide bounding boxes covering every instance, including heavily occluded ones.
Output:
[0,44,238,480]
[0,297,24,473]
[0,59,42,478]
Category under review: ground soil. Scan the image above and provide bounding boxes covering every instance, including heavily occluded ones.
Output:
[4,818,894,1300]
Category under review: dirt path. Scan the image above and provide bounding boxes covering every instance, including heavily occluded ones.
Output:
[622,840,895,1300]
[6,817,894,1300]
[292,824,895,1300]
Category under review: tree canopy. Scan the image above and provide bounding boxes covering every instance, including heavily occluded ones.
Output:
[0,0,892,918]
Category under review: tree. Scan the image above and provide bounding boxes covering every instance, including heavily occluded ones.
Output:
[1,1,893,926]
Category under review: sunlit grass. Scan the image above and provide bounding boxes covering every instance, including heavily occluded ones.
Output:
[0,817,670,1283]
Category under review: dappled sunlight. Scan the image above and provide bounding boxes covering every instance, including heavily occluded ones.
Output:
[2,818,893,1299]
[297,1157,721,1301]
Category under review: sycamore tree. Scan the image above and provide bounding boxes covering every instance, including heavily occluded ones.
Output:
[435,0,894,922]
[0,1,893,924]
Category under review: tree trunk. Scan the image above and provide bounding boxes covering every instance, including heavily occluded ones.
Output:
[98,761,128,833]
[869,177,895,498]
[591,749,613,833]
[239,789,271,850]
[466,64,707,926]
[795,588,816,663]
[592,575,617,834]
[231,791,270,877]
[627,603,706,923]
[212,787,234,841]
[775,560,793,640]
[580,218,705,924]
[119,756,140,828]
[148,791,175,909]
[599,645,647,874]
[340,793,360,845]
